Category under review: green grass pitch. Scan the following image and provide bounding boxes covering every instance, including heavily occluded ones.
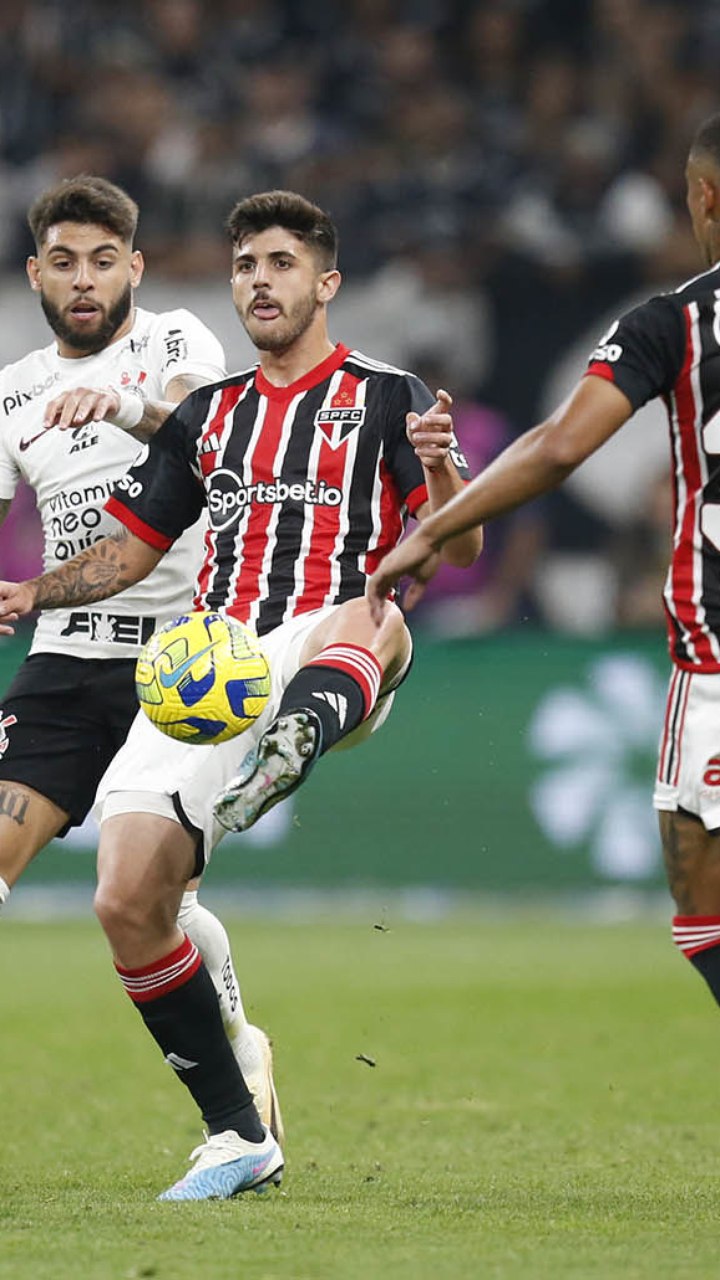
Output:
[2,913,720,1280]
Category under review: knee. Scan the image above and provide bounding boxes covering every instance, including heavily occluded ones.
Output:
[94,874,169,952]
[376,598,407,638]
[374,600,411,669]
[94,878,140,946]
[358,595,409,652]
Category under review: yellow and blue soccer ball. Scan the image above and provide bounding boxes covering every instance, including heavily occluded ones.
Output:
[135,611,271,744]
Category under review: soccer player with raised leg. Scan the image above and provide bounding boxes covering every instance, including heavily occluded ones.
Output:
[0,191,481,1198]
[365,112,720,1076]
[0,176,280,1143]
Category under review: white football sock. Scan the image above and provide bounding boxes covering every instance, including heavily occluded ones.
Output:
[176,890,261,1075]
[0,876,9,913]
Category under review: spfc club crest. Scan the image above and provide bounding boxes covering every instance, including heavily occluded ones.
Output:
[314,406,366,450]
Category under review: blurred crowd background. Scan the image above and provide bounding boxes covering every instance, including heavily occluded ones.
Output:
[1,0,716,637]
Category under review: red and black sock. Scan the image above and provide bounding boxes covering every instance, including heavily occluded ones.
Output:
[116,935,264,1140]
[673,915,720,1004]
[279,643,383,752]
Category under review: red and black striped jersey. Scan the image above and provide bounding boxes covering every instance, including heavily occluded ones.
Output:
[585,262,720,672]
[107,343,470,635]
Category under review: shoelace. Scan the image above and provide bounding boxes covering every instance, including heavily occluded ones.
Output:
[187,1130,251,1172]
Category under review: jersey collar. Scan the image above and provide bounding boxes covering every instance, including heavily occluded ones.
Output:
[254,343,350,399]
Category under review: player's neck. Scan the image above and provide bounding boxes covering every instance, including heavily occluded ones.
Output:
[257,328,336,388]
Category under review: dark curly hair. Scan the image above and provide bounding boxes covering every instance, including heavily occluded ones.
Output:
[28,175,139,248]
[227,190,338,269]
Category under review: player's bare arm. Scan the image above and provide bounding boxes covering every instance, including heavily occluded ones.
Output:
[367,376,633,622]
[409,389,483,568]
[0,498,12,529]
[0,527,162,634]
[43,372,209,442]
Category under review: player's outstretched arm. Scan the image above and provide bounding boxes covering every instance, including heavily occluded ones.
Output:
[43,373,210,442]
[367,376,633,623]
[0,527,163,635]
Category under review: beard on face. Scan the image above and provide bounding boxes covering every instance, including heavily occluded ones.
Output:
[41,283,133,354]
[241,290,318,352]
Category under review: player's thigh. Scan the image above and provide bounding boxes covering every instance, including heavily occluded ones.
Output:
[0,782,69,886]
[298,597,410,676]
[659,808,720,913]
[96,810,198,952]
[0,654,137,831]
[94,707,230,880]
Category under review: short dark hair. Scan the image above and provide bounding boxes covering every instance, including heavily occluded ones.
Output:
[28,175,139,249]
[227,190,338,269]
[690,114,720,167]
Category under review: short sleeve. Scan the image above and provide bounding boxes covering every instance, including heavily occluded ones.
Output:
[383,374,473,515]
[583,296,685,411]
[0,432,19,500]
[105,390,209,549]
[148,309,227,394]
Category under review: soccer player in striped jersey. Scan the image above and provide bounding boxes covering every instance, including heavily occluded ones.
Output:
[0,190,481,1199]
[367,111,720,1052]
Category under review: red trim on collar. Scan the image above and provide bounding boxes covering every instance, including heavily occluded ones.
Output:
[254,343,350,399]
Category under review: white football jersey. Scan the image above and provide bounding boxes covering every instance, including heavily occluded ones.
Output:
[0,306,226,658]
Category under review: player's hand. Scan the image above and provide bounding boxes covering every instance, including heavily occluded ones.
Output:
[365,527,442,625]
[0,581,36,635]
[406,388,454,472]
[44,386,121,430]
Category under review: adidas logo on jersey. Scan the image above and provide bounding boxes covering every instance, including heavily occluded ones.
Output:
[200,431,222,456]
[312,690,348,728]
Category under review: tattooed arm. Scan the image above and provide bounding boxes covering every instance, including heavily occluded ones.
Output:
[0,527,163,634]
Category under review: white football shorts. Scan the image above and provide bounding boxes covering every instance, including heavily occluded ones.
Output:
[654,667,720,831]
[94,604,410,861]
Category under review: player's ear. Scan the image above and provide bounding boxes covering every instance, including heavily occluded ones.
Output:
[130,249,145,288]
[26,257,41,291]
[700,176,718,218]
[317,269,341,304]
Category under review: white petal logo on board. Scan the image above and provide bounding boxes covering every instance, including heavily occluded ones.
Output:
[528,654,666,880]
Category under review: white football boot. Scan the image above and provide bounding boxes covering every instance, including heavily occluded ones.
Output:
[158,1126,283,1201]
[214,709,322,833]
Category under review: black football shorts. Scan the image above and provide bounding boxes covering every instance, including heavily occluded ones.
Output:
[0,652,139,834]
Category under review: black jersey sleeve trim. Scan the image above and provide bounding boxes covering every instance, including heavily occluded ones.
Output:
[583,295,685,411]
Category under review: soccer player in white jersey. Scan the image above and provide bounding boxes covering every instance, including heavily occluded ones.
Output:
[0,190,482,1199]
[0,175,281,1138]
